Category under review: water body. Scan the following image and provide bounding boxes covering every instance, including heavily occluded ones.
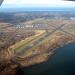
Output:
[20,42,75,75]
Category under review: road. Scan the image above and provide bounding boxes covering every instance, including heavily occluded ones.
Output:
[15,24,66,58]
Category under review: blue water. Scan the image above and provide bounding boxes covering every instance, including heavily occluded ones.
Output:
[21,42,75,75]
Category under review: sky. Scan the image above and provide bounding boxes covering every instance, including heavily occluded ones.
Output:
[0,0,75,8]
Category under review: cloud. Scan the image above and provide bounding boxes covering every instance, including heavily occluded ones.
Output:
[1,0,75,8]
[3,0,61,4]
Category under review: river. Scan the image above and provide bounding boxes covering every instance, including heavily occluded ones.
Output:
[19,42,75,75]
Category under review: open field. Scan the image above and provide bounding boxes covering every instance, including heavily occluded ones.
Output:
[8,30,45,52]
[61,20,75,36]
[15,31,74,67]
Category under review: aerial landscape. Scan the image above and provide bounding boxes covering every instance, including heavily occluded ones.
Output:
[0,10,75,75]
[0,0,75,75]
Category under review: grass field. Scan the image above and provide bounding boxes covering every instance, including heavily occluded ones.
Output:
[8,30,45,52]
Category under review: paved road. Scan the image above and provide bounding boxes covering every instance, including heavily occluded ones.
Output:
[61,29,75,37]
[15,24,66,57]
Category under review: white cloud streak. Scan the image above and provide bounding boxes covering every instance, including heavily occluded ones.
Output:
[1,0,75,7]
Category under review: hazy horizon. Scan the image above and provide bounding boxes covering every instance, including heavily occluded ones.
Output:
[0,0,75,12]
